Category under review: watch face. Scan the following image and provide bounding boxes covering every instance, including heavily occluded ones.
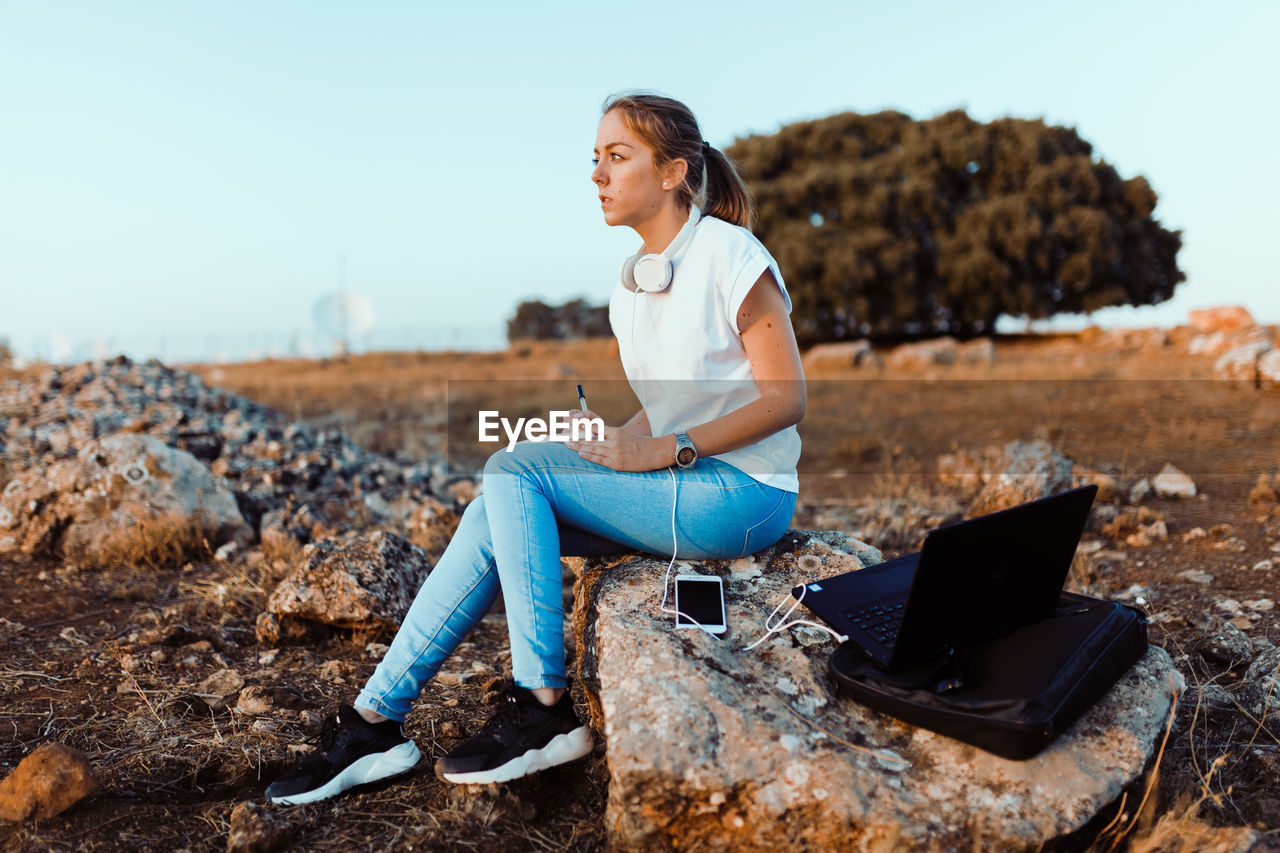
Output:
[676,446,696,466]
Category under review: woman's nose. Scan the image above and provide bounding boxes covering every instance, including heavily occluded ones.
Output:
[591,162,606,185]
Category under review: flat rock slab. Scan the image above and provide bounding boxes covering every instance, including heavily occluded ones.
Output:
[571,530,1181,852]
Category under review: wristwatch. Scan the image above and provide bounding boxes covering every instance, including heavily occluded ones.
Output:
[673,432,698,469]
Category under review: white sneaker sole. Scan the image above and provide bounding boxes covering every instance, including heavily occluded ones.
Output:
[268,740,422,805]
[440,725,594,785]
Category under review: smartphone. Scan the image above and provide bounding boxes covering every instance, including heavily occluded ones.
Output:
[674,574,727,634]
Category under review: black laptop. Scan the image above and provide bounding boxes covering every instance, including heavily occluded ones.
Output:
[796,484,1098,671]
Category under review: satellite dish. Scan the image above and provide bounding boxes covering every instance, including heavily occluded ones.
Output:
[312,290,376,354]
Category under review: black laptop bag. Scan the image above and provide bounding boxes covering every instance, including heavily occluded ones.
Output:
[827,592,1148,760]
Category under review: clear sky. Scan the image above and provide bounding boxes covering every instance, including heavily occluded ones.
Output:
[2,1,1277,362]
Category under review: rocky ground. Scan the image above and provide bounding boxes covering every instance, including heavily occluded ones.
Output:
[2,311,1280,851]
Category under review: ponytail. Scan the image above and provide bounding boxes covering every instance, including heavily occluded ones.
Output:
[701,144,754,229]
[602,92,756,229]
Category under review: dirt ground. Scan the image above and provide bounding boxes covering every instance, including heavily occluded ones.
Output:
[3,332,1279,851]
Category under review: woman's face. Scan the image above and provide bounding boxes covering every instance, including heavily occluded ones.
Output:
[592,109,670,229]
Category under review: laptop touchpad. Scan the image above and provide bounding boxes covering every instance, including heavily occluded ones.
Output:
[853,562,913,597]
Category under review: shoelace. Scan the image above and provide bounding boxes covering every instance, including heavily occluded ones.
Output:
[478,693,529,738]
[309,710,360,753]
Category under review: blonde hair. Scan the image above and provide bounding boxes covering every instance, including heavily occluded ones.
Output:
[602,92,754,228]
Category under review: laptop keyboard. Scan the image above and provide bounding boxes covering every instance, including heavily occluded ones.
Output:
[842,601,906,648]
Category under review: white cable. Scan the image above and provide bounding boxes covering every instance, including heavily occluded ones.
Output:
[657,466,722,636]
[740,583,848,652]
[636,288,717,635]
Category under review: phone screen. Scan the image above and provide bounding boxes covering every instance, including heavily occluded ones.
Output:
[675,578,725,627]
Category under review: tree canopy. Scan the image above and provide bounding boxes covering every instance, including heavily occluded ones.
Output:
[726,109,1184,343]
[506,298,610,342]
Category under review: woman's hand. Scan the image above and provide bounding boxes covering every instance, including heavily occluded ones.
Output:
[566,428,665,472]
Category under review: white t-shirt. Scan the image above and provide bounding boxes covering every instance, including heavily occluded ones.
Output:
[608,215,801,493]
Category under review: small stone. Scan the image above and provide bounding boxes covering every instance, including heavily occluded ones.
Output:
[440,721,462,738]
[1181,527,1207,541]
[365,642,389,660]
[1125,521,1168,547]
[1248,473,1278,505]
[226,800,294,853]
[257,649,279,666]
[1152,464,1196,499]
[139,624,194,646]
[198,668,245,712]
[1245,599,1275,612]
[1197,622,1253,669]
[316,660,354,682]
[1253,559,1274,572]
[0,743,99,822]
[1128,478,1152,504]
[1178,569,1215,585]
[435,672,471,686]
[1114,585,1153,604]
[1230,616,1254,630]
[254,612,329,647]
[215,541,238,561]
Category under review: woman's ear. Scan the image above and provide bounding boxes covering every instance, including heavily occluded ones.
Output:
[661,158,689,191]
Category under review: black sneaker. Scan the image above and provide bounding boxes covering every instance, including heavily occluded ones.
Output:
[265,706,421,805]
[435,685,593,784]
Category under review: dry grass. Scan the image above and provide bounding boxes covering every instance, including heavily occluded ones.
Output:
[91,511,216,571]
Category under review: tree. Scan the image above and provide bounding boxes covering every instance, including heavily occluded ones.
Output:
[506,298,611,342]
[726,110,1184,343]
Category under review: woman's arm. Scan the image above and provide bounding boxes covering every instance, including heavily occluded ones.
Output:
[669,268,805,458]
[567,269,804,471]
[620,408,651,436]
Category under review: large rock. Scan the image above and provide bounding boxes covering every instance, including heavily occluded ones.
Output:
[956,336,996,364]
[0,432,251,564]
[885,337,959,369]
[1152,463,1197,499]
[1189,306,1256,334]
[0,743,99,822]
[967,440,1074,517]
[266,530,433,633]
[570,530,1180,851]
[1258,349,1280,389]
[1213,340,1271,381]
[1237,645,1280,725]
[801,340,880,373]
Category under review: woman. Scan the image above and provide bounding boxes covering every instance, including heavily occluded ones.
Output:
[265,93,806,805]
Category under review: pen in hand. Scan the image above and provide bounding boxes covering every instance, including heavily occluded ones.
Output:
[577,384,587,414]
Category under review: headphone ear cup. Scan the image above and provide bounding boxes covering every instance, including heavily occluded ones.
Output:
[619,253,641,293]
[633,254,673,292]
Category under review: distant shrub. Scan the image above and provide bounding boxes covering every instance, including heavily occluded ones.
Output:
[507,298,610,342]
[0,337,11,365]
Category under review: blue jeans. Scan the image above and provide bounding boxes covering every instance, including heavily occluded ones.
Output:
[356,440,797,721]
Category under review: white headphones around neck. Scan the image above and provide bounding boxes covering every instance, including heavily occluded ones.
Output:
[619,205,702,293]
